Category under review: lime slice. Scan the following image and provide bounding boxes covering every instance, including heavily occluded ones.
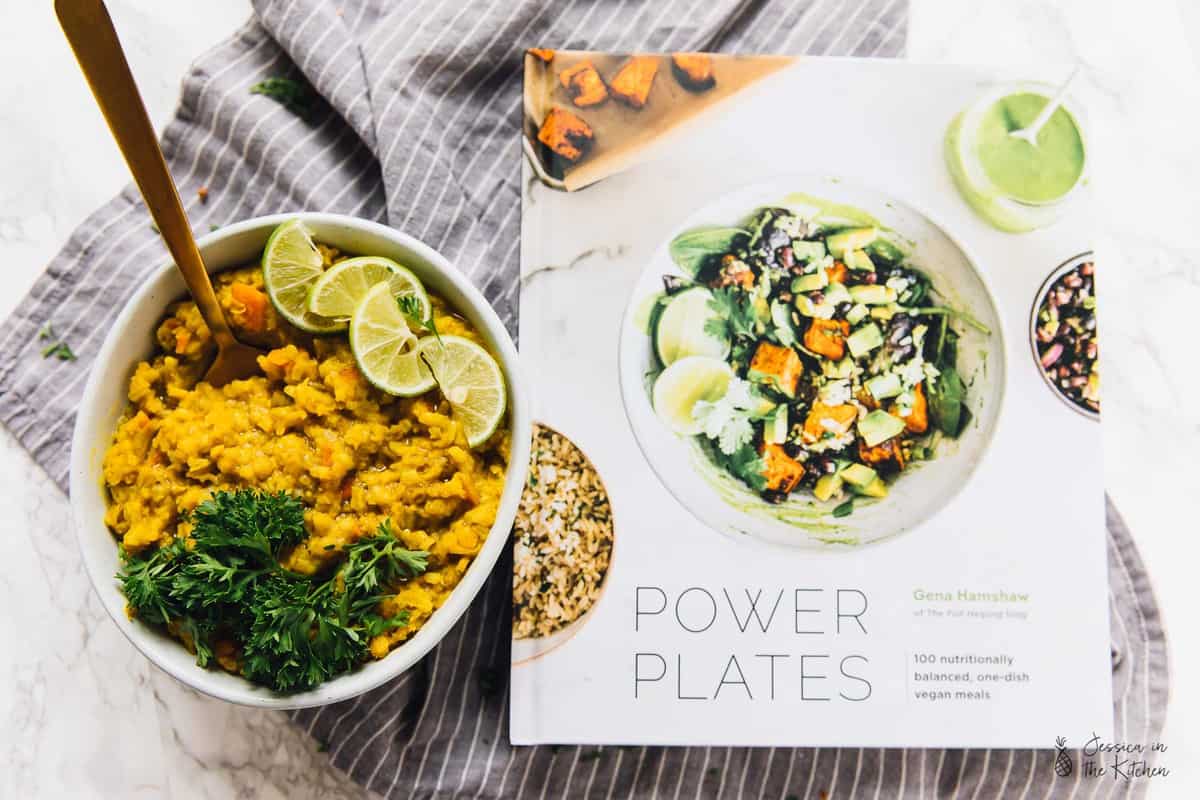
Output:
[261,220,345,333]
[653,287,729,367]
[652,356,733,436]
[307,256,431,321]
[415,335,507,447]
[348,282,432,396]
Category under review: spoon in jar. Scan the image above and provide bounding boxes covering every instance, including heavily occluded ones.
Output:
[56,0,264,386]
[1008,65,1082,147]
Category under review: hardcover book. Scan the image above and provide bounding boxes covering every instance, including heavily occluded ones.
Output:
[512,50,1109,748]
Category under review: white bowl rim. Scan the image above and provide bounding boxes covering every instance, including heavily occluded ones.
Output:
[69,212,531,709]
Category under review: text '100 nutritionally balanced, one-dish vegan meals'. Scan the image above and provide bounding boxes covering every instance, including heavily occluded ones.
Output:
[102,220,509,693]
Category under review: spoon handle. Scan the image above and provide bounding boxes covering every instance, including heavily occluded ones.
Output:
[55,0,235,346]
[1024,65,1083,140]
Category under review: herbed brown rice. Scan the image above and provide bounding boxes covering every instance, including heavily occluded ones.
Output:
[512,424,614,639]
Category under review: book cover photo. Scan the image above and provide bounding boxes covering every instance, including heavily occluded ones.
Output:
[512,50,1107,749]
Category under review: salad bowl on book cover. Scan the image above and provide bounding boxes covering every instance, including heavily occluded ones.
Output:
[618,175,1006,551]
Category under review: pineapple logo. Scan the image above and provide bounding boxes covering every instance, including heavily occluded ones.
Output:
[1054,737,1073,777]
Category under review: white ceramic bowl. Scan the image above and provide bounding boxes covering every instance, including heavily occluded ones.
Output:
[70,213,531,709]
[618,176,1007,550]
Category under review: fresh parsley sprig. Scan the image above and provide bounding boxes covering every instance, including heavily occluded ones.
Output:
[397,295,443,347]
[117,489,430,693]
[250,77,315,120]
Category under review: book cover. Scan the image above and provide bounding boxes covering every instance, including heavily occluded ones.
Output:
[512,51,1109,749]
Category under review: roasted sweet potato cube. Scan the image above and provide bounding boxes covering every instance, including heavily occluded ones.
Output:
[528,48,555,63]
[760,443,805,493]
[536,107,595,162]
[610,56,659,109]
[748,341,803,397]
[713,253,755,289]
[804,318,849,360]
[802,402,859,443]
[670,53,715,91]
[559,61,608,107]
[891,381,929,434]
[858,436,905,471]
[825,260,848,284]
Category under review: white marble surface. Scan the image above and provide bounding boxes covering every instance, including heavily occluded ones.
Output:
[0,0,1196,796]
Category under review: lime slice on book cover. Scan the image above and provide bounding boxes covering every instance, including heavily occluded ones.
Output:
[653,286,730,366]
[415,335,507,447]
[348,282,431,396]
[652,355,732,436]
[261,220,345,333]
[307,256,431,321]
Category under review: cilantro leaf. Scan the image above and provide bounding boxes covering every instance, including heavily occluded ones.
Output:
[706,287,758,342]
[692,378,761,455]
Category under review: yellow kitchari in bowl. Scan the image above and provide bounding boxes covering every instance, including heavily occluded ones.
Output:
[99,220,514,695]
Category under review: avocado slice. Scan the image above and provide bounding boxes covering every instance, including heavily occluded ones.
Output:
[858,409,906,447]
[791,240,827,262]
[823,281,852,306]
[846,303,869,325]
[848,284,893,305]
[814,472,844,502]
[840,462,878,488]
[844,249,874,272]
[856,476,889,498]
[846,323,884,358]
[794,294,835,319]
[790,271,828,293]
[866,372,903,401]
[826,227,878,258]
[764,405,789,444]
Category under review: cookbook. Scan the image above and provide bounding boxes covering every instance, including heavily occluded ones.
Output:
[511,50,1110,748]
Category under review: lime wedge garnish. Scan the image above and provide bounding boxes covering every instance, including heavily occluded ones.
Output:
[348,282,432,396]
[415,335,507,447]
[307,255,431,321]
[653,287,729,366]
[261,220,344,333]
[652,356,733,435]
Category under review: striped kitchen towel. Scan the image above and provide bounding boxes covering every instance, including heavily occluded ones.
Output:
[0,0,1167,797]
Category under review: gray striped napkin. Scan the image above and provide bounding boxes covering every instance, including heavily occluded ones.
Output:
[0,1,1167,797]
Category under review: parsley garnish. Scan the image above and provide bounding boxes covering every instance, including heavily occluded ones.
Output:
[117,489,429,693]
[37,324,76,361]
[398,295,443,347]
[250,77,315,120]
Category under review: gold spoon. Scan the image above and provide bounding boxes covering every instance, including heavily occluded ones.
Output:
[56,0,264,386]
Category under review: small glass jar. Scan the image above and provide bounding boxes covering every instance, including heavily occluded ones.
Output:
[945,81,1088,233]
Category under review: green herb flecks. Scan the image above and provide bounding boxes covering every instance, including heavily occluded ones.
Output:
[705,287,759,344]
[250,77,315,120]
[117,489,429,693]
[38,324,77,361]
[398,295,443,347]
